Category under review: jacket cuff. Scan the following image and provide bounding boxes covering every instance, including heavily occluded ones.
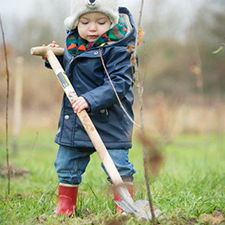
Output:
[82,93,99,112]
[45,55,64,70]
[45,60,52,69]
[81,95,92,112]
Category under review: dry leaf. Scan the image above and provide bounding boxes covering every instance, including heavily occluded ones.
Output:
[130,53,135,66]
[200,210,225,225]
[32,214,48,224]
[190,65,201,75]
[127,44,135,52]
[4,69,8,78]
[137,27,145,46]
[106,219,122,225]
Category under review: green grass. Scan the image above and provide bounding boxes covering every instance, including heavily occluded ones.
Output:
[0,130,225,224]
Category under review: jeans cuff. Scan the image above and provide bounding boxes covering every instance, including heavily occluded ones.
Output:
[109,176,133,184]
[121,176,133,183]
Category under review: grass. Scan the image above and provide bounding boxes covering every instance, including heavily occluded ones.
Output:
[0,129,225,225]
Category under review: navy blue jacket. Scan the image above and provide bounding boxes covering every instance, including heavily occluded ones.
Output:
[54,7,136,149]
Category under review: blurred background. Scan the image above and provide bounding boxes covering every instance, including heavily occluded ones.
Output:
[0,0,225,142]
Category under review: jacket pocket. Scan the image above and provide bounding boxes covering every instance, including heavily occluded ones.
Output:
[60,112,75,145]
[89,109,109,124]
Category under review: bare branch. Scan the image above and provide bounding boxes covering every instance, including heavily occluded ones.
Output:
[137,0,145,28]
[132,0,157,224]
[99,49,141,129]
[0,14,11,195]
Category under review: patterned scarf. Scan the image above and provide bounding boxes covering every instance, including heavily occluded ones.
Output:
[66,16,128,55]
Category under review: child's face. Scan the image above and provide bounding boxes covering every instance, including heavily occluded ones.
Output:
[78,12,111,42]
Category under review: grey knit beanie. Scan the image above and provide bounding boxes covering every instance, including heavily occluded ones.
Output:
[64,0,119,30]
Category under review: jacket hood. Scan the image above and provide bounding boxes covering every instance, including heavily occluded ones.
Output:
[66,7,136,49]
[114,7,136,47]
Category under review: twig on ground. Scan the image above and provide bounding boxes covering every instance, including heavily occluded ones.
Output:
[0,14,11,196]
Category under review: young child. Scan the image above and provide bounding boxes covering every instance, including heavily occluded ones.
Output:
[45,0,137,216]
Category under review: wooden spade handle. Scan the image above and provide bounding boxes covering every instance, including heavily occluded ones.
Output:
[30,46,64,56]
[31,47,124,186]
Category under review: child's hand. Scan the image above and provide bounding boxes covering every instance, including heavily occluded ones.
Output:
[72,97,88,113]
[42,41,60,61]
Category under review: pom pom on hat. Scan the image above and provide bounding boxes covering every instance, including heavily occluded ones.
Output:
[64,0,119,30]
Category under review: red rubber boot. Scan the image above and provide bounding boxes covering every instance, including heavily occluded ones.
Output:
[113,183,133,213]
[54,183,78,216]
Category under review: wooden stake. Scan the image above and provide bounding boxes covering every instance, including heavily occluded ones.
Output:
[12,56,24,154]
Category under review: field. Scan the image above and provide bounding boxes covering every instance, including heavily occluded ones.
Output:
[0,130,224,225]
[1,0,225,224]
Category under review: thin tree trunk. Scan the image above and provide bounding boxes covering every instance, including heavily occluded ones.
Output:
[0,14,11,195]
[134,1,157,224]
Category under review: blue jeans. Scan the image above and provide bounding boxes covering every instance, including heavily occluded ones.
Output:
[54,145,136,185]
